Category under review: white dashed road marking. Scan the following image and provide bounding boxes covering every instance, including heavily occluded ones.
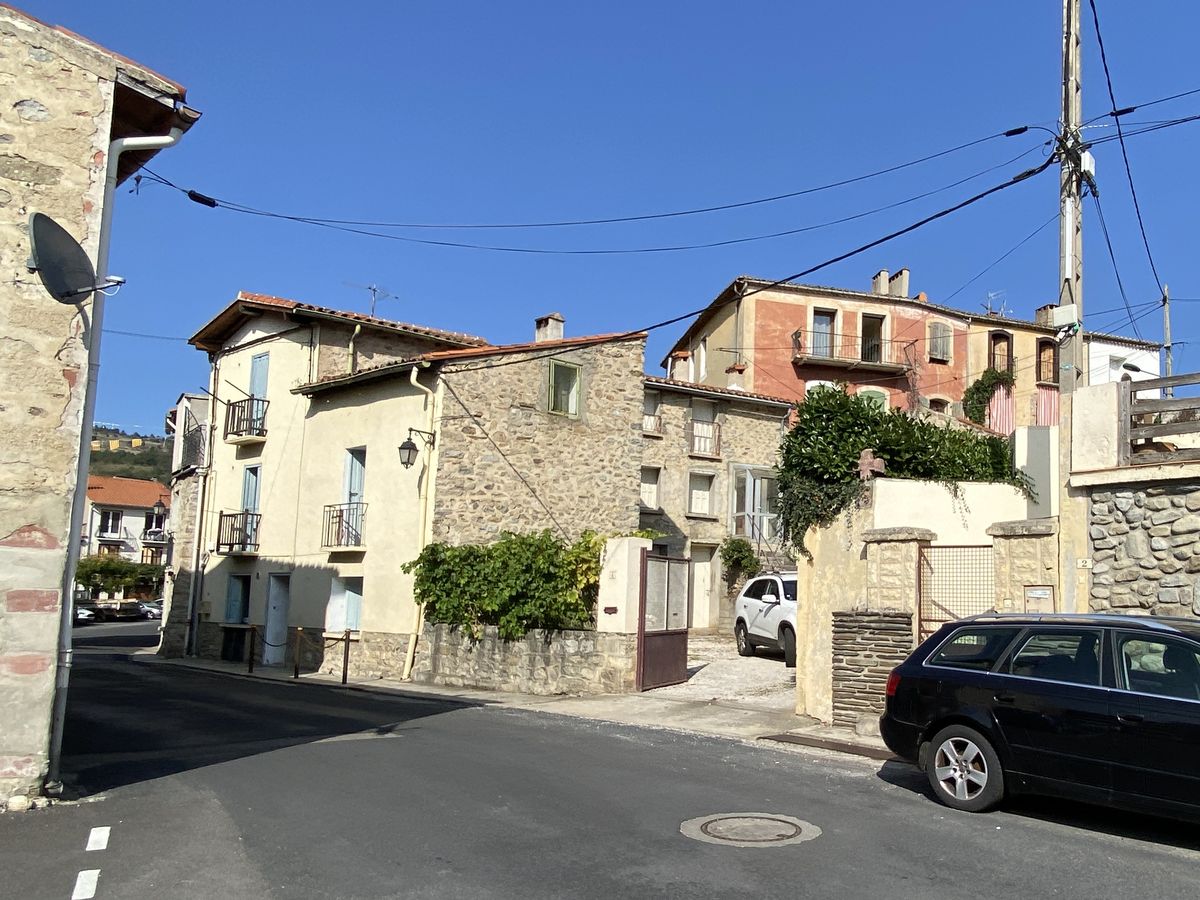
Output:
[85,826,110,852]
[72,869,100,900]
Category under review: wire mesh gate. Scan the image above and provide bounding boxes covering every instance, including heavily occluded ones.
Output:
[917,545,996,640]
[636,550,690,691]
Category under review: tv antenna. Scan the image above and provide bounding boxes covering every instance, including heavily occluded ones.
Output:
[981,290,1009,317]
[26,212,125,302]
[344,282,398,317]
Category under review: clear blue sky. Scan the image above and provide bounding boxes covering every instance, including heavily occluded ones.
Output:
[23,1,1200,433]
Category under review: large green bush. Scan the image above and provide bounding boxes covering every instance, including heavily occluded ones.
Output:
[777,385,1030,557]
[402,530,606,640]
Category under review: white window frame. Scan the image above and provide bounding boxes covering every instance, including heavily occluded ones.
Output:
[858,388,888,410]
[99,509,122,536]
[698,337,708,380]
[687,472,716,517]
[640,467,661,510]
[548,360,581,417]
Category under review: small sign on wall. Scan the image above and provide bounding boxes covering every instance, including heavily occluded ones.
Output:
[1024,585,1055,613]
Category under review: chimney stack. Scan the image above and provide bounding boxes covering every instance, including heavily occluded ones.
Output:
[534,312,565,343]
[871,269,890,294]
[888,268,910,298]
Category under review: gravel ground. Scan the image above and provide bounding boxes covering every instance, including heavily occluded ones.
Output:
[645,634,796,711]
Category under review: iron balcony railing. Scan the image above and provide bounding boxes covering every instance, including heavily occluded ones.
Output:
[216,511,261,554]
[323,502,367,549]
[642,413,664,435]
[791,328,913,371]
[687,419,721,457]
[224,398,268,441]
[181,424,206,468]
[141,528,168,544]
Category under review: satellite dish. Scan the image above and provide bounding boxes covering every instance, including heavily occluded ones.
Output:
[26,212,118,303]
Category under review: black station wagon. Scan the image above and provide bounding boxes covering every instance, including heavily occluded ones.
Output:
[880,613,1200,822]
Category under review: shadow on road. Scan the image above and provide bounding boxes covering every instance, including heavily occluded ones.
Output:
[63,625,483,798]
[875,759,1200,851]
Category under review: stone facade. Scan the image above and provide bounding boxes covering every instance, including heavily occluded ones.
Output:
[831,610,914,730]
[412,623,637,695]
[316,328,446,381]
[1089,482,1200,616]
[0,8,193,804]
[989,519,1059,612]
[433,338,645,544]
[158,469,200,657]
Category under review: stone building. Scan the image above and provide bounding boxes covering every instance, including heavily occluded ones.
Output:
[0,6,198,805]
[638,377,793,631]
[159,392,209,657]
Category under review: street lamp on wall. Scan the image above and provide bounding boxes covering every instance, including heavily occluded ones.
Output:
[399,428,436,469]
[152,498,166,518]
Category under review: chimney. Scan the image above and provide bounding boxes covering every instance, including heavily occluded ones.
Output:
[914,291,928,303]
[871,269,889,294]
[534,311,565,343]
[1034,303,1056,326]
[668,350,690,381]
[888,268,910,298]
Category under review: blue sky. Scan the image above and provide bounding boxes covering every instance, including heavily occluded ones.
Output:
[23,1,1200,433]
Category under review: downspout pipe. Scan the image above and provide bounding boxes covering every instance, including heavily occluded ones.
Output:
[401,363,437,680]
[48,127,185,788]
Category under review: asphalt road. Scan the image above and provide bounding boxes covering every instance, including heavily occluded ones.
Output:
[2,622,1198,899]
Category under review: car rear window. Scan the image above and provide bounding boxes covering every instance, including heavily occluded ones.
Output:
[781,580,796,602]
[927,627,1021,671]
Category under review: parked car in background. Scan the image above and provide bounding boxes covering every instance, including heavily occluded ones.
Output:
[73,606,95,625]
[139,600,163,620]
[881,613,1200,823]
[733,571,798,667]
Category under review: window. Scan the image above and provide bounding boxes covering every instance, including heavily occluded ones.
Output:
[861,315,884,363]
[1118,634,1200,700]
[224,574,251,624]
[549,360,581,416]
[698,337,708,380]
[927,627,1021,671]
[99,543,120,558]
[928,398,950,414]
[688,473,715,516]
[141,546,163,565]
[812,310,836,357]
[640,467,660,509]
[99,509,122,536]
[742,578,770,600]
[734,469,779,541]
[327,576,363,632]
[1008,630,1102,685]
[345,447,366,504]
[144,510,166,532]
[249,352,270,399]
[988,330,1014,373]
[928,322,952,363]
[1036,339,1058,384]
[642,392,663,434]
[804,380,835,400]
[859,389,888,410]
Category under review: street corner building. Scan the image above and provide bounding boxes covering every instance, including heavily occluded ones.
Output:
[0,5,199,804]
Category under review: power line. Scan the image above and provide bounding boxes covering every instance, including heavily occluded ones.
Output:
[1089,190,1144,338]
[942,213,1059,303]
[1087,0,1165,294]
[448,155,1056,374]
[139,145,1044,257]
[1084,85,1200,124]
[106,328,189,342]
[142,128,1033,232]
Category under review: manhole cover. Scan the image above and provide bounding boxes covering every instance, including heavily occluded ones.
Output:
[680,813,821,848]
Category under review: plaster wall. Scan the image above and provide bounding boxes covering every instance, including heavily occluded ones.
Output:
[869,479,1027,545]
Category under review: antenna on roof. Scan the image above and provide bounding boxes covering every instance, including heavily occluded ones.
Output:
[981,290,1009,317]
[344,282,398,318]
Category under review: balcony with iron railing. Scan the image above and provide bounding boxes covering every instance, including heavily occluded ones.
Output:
[224,398,268,444]
[216,511,262,554]
[792,328,914,374]
[141,528,168,545]
[687,419,721,458]
[322,502,367,550]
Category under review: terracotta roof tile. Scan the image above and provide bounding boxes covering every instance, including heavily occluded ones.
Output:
[86,476,170,510]
[643,376,794,407]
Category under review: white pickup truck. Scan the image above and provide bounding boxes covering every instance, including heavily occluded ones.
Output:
[733,572,798,667]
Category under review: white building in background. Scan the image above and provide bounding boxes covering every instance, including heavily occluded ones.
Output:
[82,475,172,567]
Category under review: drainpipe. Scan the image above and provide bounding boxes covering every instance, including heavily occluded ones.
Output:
[401,363,437,680]
[48,127,185,788]
[348,324,362,374]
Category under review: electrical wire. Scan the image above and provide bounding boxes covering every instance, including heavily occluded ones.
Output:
[138,145,1045,257]
[106,328,189,342]
[1087,0,1165,295]
[141,128,1030,231]
[1083,85,1200,125]
[1089,190,1144,339]
[942,214,1059,304]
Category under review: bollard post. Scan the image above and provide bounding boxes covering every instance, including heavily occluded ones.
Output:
[248,625,256,674]
[294,626,302,680]
[342,629,351,685]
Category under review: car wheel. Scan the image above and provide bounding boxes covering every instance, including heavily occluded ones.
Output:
[925,725,1005,813]
[734,621,755,657]
[781,627,796,668]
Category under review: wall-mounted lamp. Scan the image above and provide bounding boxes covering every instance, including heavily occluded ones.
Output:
[399,428,436,469]
[152,498,167,518]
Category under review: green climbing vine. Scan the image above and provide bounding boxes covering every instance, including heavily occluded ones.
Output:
[962,367,1015,425]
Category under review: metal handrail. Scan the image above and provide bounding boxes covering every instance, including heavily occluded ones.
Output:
[323,502,366,548]
[217,511,261,553]
[791,328,914,368]
[224,397,268,439]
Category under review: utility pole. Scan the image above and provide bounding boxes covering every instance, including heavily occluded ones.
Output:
[1058,0,1085,394]
[1163,283,1173,397]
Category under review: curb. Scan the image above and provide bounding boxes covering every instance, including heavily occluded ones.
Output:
[757,731,895,761]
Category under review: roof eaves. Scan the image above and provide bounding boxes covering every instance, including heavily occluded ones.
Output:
[644,375,794,408]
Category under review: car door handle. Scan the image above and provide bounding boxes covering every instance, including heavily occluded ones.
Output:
[1117,713,1144,725]
[994,693,1016,704]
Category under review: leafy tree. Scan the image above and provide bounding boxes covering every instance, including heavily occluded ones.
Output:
[777,385,1030,557]
[75,555,163,595]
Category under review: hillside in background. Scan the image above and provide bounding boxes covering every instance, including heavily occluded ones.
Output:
[88,427,171,484]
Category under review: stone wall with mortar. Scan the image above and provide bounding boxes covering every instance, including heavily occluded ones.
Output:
[831,610,914,730]
[1089,482,1200,616]
[316,326,451,382]
[989,520,1059,612]
[432,338,645,544]
[158,467,202,658]
[411,623,637,695]
[0,9,187,803]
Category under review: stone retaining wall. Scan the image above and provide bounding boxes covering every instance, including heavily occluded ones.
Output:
[1089,483,1200,616]
[831,610,914,731]
[411,623,637,695]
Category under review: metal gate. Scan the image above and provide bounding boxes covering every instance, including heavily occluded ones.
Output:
[636,550,690,691]
[918,545,995,640]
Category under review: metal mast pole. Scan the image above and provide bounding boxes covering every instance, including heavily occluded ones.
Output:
[1058,0,1085,393]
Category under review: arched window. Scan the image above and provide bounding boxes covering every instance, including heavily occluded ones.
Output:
[928,398,951,414]
[1036,338,1058,384]
[859,389,888,410]
[988,330,1014,373]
